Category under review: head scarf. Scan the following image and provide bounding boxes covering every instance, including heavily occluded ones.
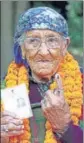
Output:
[13,7,69,67]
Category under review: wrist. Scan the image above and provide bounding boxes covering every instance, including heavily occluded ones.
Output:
[53,122,71,140]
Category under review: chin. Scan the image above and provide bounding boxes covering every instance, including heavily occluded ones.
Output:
[30,62,59,79]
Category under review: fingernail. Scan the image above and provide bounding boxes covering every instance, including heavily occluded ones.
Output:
[58,90,60,95]
[57,74,59,79]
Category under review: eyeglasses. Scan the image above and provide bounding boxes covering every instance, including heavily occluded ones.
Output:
[24,36,64,50]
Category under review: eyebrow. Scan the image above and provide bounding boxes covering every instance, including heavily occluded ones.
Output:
[45,34,57,38]
[44,31,57,36]
[26,31,60,38]
[27,35,41,39]
[27,32,41,37]
[27,34,58,38]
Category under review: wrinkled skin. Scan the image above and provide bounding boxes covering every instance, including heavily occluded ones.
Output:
[1,111,24,143]
[22,30,70,80]
[41,74,71,134]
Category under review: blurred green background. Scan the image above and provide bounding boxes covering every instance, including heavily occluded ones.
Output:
[1,1,83,78]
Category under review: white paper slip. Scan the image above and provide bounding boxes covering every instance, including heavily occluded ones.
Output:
[1,84,33,119]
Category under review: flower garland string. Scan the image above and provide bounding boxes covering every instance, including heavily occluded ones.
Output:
[1,52,82,143]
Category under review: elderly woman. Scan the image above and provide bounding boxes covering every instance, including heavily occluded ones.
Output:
[1,7,83,143]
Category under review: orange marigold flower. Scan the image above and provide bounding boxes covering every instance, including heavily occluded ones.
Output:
[6,80,17,87]
[18,74,28,80]
[23,119,30,124]
[5,74,17,81]
[50,81,58,90]
[72,92,82,98]
[1,102,4,111]
[19,131,31,140]
[45,121,52,130]
[44,138,58,143]
[8,68,18,75]
[64,91,72,98]
[18,79,28,83]
[70,107,81,117]
[19,140,31,143]
[45,129,53,138]
[71,99,83,107]
[24,125,30,131]
[12,136,18,143]
[63,79,75,86]
[9,137,14,143]
[71,115,79,125]
[8,61,18,69]
[18,66,28,75]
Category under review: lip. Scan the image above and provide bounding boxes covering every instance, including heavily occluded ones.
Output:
[36,60,52,62]
[36,60,51,62]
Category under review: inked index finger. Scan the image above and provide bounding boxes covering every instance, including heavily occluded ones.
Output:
[54,73,63,90]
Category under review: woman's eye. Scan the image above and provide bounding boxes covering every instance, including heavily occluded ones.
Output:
[48,37,56,42]
[50,38,54,42]
[30,39,37,43]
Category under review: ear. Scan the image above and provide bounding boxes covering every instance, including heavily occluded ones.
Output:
[62,37,70,56]
[66,37,70,48]
[21,44,26,59]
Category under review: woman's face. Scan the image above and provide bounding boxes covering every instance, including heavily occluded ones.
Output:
[22,30,69,79]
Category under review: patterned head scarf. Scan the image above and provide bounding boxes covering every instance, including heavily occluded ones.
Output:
[14,7,69,67]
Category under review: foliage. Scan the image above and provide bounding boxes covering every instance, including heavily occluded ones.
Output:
[66,1,83,48]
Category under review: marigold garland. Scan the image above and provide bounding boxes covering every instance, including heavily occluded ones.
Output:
[1,52,82,143]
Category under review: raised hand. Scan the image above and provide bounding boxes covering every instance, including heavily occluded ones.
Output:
[41,73,71,134]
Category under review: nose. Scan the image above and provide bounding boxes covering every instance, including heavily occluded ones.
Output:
[38,42,49,55]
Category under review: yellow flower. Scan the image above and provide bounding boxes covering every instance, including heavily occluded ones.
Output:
[45,130,54,139]
[64,91,72,98]
[45,121,52,130]
[1,101,4,111]
[70,107,81,117]
[49,81,58,90]
[18,131,31,140]
[5,73,17,81]
[71,99,83,107]
[71,115,79,125]
[6,80,17,87]
[72,92,82,98]
[8,68,18,75]
[18,66,28,75]
[44,138,57,143]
